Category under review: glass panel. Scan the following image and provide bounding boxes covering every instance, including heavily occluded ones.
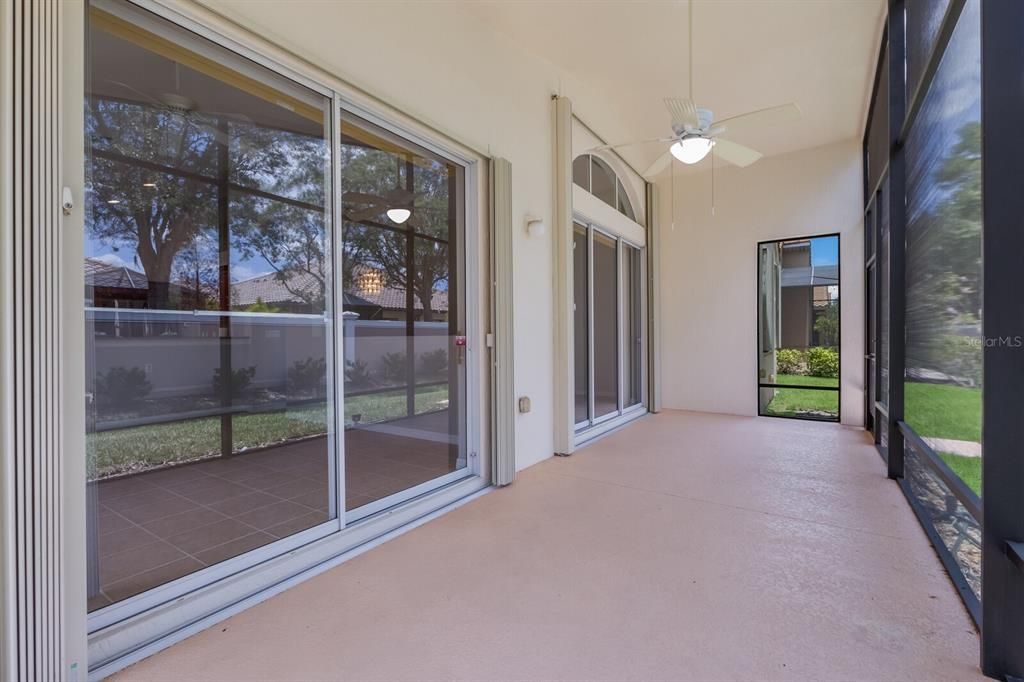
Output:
[592,232,618,418]
[85,0,334,611]
[758,236,840,421]
[573,224,589,424]
[866,46,889,194]
[906,0,953,104]
[339,112,466,513]
[616,178,636,222]
[572,155,591,192]
[590,156,617,209]
[904,0,981,501]
[879,179,890,408]
[623,244,642,407]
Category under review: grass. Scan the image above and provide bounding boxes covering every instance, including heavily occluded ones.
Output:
[762,374,839,418]
[904,381,981,443]
[89,384,449,478]
[775,374,839,388]
[938,452,982,498]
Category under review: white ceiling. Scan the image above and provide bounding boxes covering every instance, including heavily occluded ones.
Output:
[467,0,886,176]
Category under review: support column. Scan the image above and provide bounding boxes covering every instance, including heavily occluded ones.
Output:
[980,0,1024,677]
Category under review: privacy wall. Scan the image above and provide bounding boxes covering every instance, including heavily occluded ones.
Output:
[656,139,864,425]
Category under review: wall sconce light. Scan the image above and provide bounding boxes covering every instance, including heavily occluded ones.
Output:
[525,216,546,237]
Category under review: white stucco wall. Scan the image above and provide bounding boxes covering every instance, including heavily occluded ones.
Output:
[192,0,643,470]
[656,139,865,426]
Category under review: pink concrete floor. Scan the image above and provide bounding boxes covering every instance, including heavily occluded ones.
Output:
[114,411,983,681]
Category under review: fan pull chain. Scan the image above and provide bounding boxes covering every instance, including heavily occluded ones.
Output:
[671,156,676,232]
[711,147,716,216]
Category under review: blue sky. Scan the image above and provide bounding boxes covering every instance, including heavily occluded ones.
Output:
[810,236,839,267]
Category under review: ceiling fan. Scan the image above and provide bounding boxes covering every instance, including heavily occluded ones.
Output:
[587,1,801,179]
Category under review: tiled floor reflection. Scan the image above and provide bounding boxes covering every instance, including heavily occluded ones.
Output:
[91,423,458,612]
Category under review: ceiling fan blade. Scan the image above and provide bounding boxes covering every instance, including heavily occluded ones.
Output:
[588,137,675,153]
[712,103,801,134]
[642,150,673,178]
[712,138,763,168]
[663,97,699,129]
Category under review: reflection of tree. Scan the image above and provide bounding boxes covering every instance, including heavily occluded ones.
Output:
[340,142,452,321]
[230,123,329,310]
[88,100,218,309]
[88,97,330,312]
[172,232,219,309]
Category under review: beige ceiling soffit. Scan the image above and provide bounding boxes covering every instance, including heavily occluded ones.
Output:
[90,6,324,125]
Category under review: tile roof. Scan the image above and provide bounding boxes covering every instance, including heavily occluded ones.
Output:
[84,257,149,290]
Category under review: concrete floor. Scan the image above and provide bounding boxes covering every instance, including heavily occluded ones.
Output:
[114,411,983,681]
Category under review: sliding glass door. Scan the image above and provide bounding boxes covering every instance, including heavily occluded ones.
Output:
[573,220,646,434]
[83,0,476,622]
[339,112,468,519]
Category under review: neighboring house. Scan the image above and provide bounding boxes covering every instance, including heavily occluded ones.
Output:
[779,240,839,349]
[230,268,450,321]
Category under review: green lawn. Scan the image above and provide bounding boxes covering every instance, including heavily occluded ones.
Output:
[762,374,839,419]
[89,384,449,478]
[775,374,839,388]
[904,381,981,443]
[902,381,982,498]
[939,452,982,497]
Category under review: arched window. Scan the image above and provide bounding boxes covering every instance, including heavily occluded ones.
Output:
[572,153,636,222]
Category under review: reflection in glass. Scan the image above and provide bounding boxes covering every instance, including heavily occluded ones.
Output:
[757,236,840,421]
[339,113,466,514]
[904,0,982,498]
[85,0,333,611]
[592,232,618,418]
[573,224,589,423]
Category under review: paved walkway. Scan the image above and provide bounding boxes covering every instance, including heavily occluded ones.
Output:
[924,436,983,458]
[115,411,983,681]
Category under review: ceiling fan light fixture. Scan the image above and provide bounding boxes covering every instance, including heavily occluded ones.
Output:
[386,207,411,224]
[670,137,715,165]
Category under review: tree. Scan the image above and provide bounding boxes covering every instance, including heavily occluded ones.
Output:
[813,302,839,347]
[905,120,982,376]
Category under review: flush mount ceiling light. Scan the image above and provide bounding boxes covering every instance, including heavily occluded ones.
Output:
[386,208,411,224]
[670,137,715,165]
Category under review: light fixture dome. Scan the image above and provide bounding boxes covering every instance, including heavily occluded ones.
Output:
[386,207,411,224]
[670,137,715,165]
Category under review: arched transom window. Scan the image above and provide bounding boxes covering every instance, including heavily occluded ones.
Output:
[572,153,637,222]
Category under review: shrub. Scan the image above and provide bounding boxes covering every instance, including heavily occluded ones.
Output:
[776,348,806,375]
[344,359,372,388]
[96,366,152,409]
[381,352,407,383]
[807,346,839,378]
[212,365,256,398]
[288,356,327,394]
[419,348,448,378]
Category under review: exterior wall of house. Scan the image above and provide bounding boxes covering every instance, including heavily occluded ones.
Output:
[780,286,812,349]
[657,139,865,425]
[189,0,638,470]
